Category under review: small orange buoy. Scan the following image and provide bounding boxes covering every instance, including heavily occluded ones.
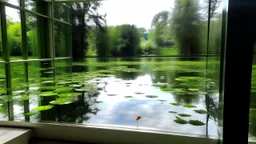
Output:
[136,116,141,121]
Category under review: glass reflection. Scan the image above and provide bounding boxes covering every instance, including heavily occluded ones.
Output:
[54,21,70,57]
[26,13,39,59]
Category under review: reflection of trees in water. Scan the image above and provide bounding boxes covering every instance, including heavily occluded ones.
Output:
[173,94,200,104]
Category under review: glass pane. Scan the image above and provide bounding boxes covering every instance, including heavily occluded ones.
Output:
[25,0,36,12]
[0,17,2,61]
[7,0,20,6]
[249,56,256,143]
[54,21,70,57]
[26,13,39,59]
[6,7,22,60]
[0,62,8,120]
[54,3,69,22]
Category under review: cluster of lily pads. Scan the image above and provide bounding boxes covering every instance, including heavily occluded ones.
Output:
[169,102,207,126]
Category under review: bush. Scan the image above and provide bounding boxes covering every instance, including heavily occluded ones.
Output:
[140,41,157,55]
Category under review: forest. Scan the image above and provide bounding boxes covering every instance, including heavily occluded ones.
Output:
[0,0,225,59]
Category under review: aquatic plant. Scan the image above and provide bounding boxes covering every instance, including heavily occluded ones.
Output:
[40,91,58,97]
[107,94,117,96]
[21,95,30,101]
[55,87,73,93]
[124,96,133,98]
[174,119,188,124]
[183,104,197,108]
[161,87,173,92]
[145,95,158,98]
[34,105,54,111]
[194,109,208,114]
[188,120,205,126]
[135,92,144,95]
[95,101,103,103]
[24,112,37,117]
[50,98,74,105]
[58,93,82,97]
[168,111,177,114]
[170,102,182,106]
[188,88,200,92]
[40,86,57,92]
[178,113,192,117]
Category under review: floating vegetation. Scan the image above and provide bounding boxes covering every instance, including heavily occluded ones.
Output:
[116,68,141,73]
[170,102,182,106]
[145,95,158,98]
[124,96,133,98]
[40,86,57,92]
[178,113,192,117]
[70,84,83,89]
[188,120,205,126]
[95,101,103,103]
[40,92,58,97]
[183,104,197,108]
[57,81,72,86]
[194,109,208,114]
[58,93,82,97]
[0,89,6,96]
[24,112,37,117]
[174,119,188,124]
[153,83,168,88]
[161,87,173,92]
[107,94,117,96]
[188,88,200,92]
[168,111,177,114]
[157,99,166,102]
[34,105,54,111]
[173,88,186,93]
[55,87,73,93]
[50,98,74,105]
[135,92,144,95]
[21,95,30,101]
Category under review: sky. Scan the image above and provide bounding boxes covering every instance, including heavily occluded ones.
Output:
[98,0,174,30]
[6,0,174,30]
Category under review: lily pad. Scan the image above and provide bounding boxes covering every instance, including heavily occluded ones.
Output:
[174,119,188,124]
[58,93,82,97]
[188,88,200,92]
[21,95,30,101]
[145,95,158,98]
[188,120,205,126]
[40,92,58,97]
[124,96,133,98]
[24,112,37,117]
[178,113,192,117]
[34,105,54,111]
[168,111,177,114]
[161,87,173,92]
[170,102,182,106]
[194,109,208,114]
[55,87,73,93]
[135,92,144,95]
[95,101,103,103]
[183,104,197,108]
[153,83,167,88]
[40,86,57,92]
[50,98,74,105]
[107,94,117,96]
[157,99,166,102]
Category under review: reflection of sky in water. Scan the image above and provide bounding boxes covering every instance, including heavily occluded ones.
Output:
[1,74,218,137]
[86,75,218,137]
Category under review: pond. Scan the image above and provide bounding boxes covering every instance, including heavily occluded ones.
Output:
[0,57,221,137]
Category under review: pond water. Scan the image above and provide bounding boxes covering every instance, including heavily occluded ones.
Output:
[0,57,221,137]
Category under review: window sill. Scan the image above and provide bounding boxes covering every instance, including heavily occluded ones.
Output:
[0,121,219,144]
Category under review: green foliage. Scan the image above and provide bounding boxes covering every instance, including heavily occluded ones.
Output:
[170,102,182,106]
[34,105,54,111]
[124,96,133,98]
[183,104,197,108]
[145,95,158,98]
[171,0,202,56]
[96,28,110,57]
[24,112,37,117]
[27,28,39,57]
[7,23,22,56]
[188,120,205,126]
[55,87,73,94]
[174,118,188,124]
[58,93,82,97]
[50,98,74,105]
[40,91,58,97]
[168,111,177,114]
[178,113,192,117]
[194,109,208,114]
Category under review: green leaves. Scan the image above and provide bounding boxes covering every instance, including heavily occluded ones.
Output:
[34,105,54,111]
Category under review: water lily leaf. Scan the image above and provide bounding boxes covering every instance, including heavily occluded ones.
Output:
[145,95,158,98]
[34,105,54,111]
[124,96,133,98]
[194,109,208,114]
[40,92,58,97]
[183,104,197,108]
[58,93,82,97]
[188,120,205,126]
[24,112,37,117]
[170,102,181,106]
[178,113,192,117]
[168,111,177,114]
[174,119,188,124]
[50,98,74,105]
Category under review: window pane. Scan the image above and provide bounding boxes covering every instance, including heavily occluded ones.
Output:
[6,7,22,60]
[6,0,20,6]
[0,63,8,121]
[25,0,36,12]
[54,21,70,57]
[26,13,39,59]
[54,3,69,22]
[249,57,256,143]
[0,18,2,61]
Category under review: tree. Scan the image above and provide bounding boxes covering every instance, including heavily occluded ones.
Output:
[170,0,201,56]
[70,2,106,59]
[7,23,22,56]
